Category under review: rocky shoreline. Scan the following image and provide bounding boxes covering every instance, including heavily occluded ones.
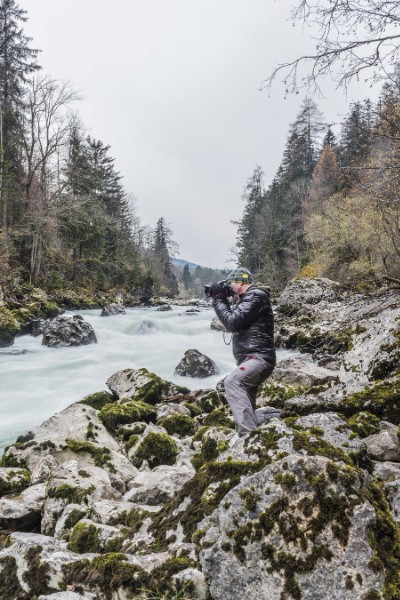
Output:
[1,278,400,599]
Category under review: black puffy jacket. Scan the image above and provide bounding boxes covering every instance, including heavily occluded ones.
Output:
[212,285,275,365]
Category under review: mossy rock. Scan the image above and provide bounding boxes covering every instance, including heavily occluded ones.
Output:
[0,468,31,497]
[68,521,101,554]
[258,381,305,408]
[117,422,147,440]
[340,376,400,424]
[198,391,224,413]
[48,483,95,505]
[131,432,178,468]
[80,390,114,410]
[285,326,364,355]
[100,399,157,431]
[0,306,20,347]
[346,412,381,438]
[157,414,196,437]
[62,552,194,600]
[65,439,113,468]
[204,409,235,429]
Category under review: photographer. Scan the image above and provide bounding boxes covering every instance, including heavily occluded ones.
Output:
[208,267,278,436]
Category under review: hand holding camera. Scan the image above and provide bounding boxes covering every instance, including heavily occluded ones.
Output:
[204,280,233,300]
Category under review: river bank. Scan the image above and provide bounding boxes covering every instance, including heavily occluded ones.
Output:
[1,277,400,599]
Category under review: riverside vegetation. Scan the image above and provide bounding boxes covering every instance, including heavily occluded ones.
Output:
[1,277,400,599]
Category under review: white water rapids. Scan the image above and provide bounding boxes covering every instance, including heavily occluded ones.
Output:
[0,305,293,452]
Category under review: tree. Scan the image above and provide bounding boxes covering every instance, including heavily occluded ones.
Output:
[0,0,40,242]
[182,263,193,291]
[236,165,265,272]
[264,1,400,94]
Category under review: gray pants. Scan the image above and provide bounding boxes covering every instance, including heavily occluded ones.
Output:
[223,354,275,436]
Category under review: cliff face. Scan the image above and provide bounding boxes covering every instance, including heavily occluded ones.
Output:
[1,279,400,600]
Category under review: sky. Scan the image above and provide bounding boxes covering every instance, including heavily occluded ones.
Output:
[24,0,378,268]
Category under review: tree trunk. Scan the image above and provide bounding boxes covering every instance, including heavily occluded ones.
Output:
[30,230,42,283]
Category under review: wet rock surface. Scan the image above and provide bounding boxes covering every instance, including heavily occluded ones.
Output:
[100,303,126,316]
[42,315,97,348]
[174,348,219,378]
[2,280,400,599]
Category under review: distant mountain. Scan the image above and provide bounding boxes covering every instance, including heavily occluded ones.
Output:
[172,258,200,272]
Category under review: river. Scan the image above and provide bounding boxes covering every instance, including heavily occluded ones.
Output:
[0,305,292,452]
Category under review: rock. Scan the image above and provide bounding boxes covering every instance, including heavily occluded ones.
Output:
[124,465,194,505]
[0,467,31,497]
[294,412,363,453]
[128,426,179,469]
[172,568,209,600]
[384,479,400,523]
[364,421,400,462]
[156,402,191,420]
[90,499,145,526]
[156,304,172,311]
[0,305,20,347]
[373,461,400,481]
[42,315,97,347]
[198,455,384,600]
[67,518,124,554]
[106,367,189,403]
[211,316,225,331]
[0,531,86,598]
[41,461,116,535]
[270,356,340,388]
[100,303,126,316]
[175,349,218,378]
[277,278,341,314]
[2,404,137,490]
[0,483,46,531]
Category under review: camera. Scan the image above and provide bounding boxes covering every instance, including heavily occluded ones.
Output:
[204,279,233,299]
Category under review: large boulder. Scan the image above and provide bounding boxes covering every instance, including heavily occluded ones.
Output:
[270,356,340,388]
[106,367,189,403]
[198,455,384,600]
[175,349,218,378]
[364,421,400,462]
[42,315,97,348]
[100,303,126,316]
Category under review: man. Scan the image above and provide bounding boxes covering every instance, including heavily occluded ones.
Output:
[209,267,278,436]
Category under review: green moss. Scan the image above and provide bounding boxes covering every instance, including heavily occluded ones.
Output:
[65,439,112,468]
[64,508,88,530]
[131,432,178,468]
[183,401,202,417]
[198,391,224,413]
[150,460,259,550]
[62,553,148,600]
[0,453,28,469]
[68,521,101,554]
[292,430,353,466]
[345,412,381,438]
[48,483,95,504]
[109,507,150,531]
[80,390,114,410]
[100,399,157,431]
[0,468,30,497]
[125,434,139,451]
[339,376,400,424]
[22,545,54,597]
[204,409,234,429]
[117,423,146,440]
[366,481,400,599]
[0,556,24,600]
[274,472,297,488]
[258,382,304,408]
[286,325,364,355]
[239,487,261,512]
[0,306,20,345]
[157,414,196,437]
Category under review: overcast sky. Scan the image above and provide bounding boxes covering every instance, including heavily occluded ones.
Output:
[24,0,377,268]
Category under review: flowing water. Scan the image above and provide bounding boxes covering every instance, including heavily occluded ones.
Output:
[0,305,293,452]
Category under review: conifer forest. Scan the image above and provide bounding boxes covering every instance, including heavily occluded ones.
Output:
[1,0,400,301]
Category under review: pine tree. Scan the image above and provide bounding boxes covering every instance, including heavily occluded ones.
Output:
[236,165,265,272]
[0,0,40,238]
[182,263,193,291]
